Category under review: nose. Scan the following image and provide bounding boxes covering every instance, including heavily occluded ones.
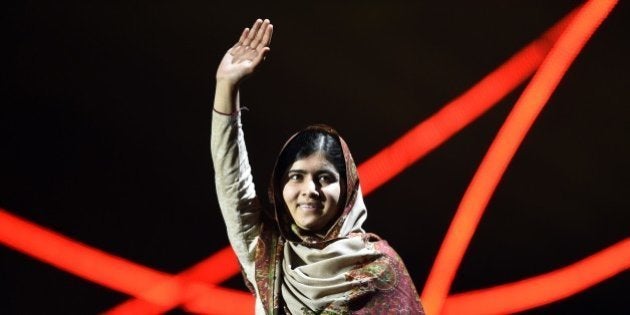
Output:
[300,177,319,197]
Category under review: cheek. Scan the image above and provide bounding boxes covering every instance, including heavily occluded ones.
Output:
[282,184,296,206]
[325,184,342,205]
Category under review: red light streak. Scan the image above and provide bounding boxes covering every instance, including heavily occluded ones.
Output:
[107,246,245,315]
[420,1,619,314]
[0,209,167,297]
[0,1,623,314]
[0,209,252,314]
[441,238,630,315]
[356,4,577,195]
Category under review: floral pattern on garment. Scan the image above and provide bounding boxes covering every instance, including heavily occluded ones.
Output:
[350,241,424,314]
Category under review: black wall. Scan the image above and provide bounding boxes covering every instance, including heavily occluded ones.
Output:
[2,1,628,313]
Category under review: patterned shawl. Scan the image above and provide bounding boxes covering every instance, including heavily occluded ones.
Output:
[251,125,424,314]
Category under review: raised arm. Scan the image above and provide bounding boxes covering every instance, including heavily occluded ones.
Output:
[211,19,273,285]
[214,19,273,114]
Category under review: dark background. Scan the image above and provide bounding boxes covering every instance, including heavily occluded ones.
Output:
[1,1,628,314]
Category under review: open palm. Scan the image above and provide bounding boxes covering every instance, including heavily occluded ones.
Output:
[216,19,273,85]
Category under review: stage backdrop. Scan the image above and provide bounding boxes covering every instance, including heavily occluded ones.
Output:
[2,1,628,314]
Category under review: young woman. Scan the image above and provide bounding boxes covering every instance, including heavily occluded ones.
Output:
[211,19,425,314]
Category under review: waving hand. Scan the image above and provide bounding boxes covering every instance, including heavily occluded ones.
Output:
[216,19,273,86]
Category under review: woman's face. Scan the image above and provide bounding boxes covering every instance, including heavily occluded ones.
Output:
[282,152,342,232]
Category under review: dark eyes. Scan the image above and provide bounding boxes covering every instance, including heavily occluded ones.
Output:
[317,174,335,184]
[288,173,303,181]
[287,173,337,185]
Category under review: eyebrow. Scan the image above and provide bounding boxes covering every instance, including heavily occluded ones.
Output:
[288,168,339,176]
[287,169,307,174]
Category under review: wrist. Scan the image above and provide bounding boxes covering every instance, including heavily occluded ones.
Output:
[213,80,239,114]
[217,77,238,88]
[215,76,239,88]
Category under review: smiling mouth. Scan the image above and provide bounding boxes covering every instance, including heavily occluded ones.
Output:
[297,203,322,212]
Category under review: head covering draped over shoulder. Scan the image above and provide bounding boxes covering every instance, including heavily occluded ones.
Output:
[253,125,424,315]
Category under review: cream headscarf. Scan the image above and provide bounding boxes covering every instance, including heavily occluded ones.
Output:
[252,125,424,314]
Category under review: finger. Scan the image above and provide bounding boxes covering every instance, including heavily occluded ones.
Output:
[257,24,273,50]
[237,28,249,45]
[255,24,273,51]
[242,19,262,47]
[229,28,250,55]
[250,19,269,49]
[266,24,273,45]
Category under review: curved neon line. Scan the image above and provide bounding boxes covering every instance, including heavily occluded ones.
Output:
[0,209,251,314]
[356,5,576,196]
[106,246,242,314]
[0,209,166,297]
[2,207,626,315]
[420,1,618,314]
[441,238,630,315]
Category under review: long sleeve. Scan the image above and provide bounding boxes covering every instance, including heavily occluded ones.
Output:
[210,110,262,284]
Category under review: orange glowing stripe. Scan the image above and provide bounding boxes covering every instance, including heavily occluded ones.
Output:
[442,238,630,315]
[356,5,577,195]
[420,1,618,314]
[0,209,166,297]
[107,246,243,315]
[3,205,626,315]
[0,209,251,314]
[108,282,254,315]
[182,285,254,315]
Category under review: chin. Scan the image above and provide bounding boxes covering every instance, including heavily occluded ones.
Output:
[297,221,322,232]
